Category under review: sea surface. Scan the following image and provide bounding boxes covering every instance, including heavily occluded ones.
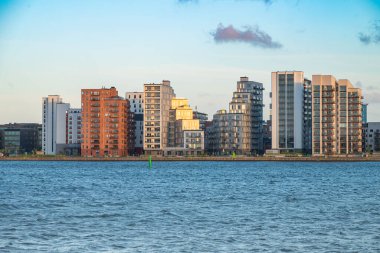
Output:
[0,161,380,252]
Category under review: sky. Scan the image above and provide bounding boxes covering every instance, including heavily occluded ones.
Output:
[0,0,380,124]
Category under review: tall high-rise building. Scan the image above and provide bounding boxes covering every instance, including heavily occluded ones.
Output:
[271,71,311,153]
[81,87,134,157]
[126,92,144,154]
[312,75,362,155]
[210,77,264,155]
[143,80,175,155]
[42,95,70,155]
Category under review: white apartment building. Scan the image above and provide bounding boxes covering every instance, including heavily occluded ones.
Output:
[271,71,310,153]
[67,108,82,144]
[42,95,70,155]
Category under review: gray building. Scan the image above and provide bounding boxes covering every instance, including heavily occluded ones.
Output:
[362,103,368,124]
[363,122,380,153]
[0,123,41,155]
[210,110,251,155]
[193,111,208,131]
[126,92,144,154]
[209,77,264,155]
[271,71,312,154]
[303,79,312,154]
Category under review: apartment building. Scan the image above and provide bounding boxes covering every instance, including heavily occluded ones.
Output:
[312,75,362,155]
[210,109,251,155]
[193,111,208,131]
[363,122,380,153]
[42,95,70,155]
[271,71,312,154]
[66,108,82,144]
[210,77,264,155]
[165,98,204,156]
[81,87,134,157]
[143,80,175,155]
[126,92,144,154]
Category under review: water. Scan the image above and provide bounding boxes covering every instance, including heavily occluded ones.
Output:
[1,161,380,252]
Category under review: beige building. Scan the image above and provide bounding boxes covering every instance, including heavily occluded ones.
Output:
[143,80,175,155]
[312,75,362,156]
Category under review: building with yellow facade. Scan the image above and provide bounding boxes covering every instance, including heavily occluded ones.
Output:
[165,98,204,156]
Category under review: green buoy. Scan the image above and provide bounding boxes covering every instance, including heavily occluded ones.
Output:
[148,155,152,168]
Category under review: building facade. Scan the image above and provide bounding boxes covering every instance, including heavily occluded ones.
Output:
[42,95,70,155]
[126,92,144,154]
[0,123,41,155]
[193,111,208,131]
[165,98,204,156]
[362,103,368,124]
[209,77,264,155]
[303,79,313,154]
[271,71,311,154]
[263,120,272,152]
[312,75,362,155]
[143,80,175,155]
[81,87,134,157]
[211,109,251,155]
[58,108,82,156]
[67,109,82,144]
[363,122,380,153]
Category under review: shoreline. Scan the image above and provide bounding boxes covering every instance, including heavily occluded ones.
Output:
[1,156,380,162]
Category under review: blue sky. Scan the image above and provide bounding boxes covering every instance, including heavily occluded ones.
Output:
[0,0,380,123]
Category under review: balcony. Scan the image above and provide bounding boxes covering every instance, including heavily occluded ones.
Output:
[108,135,119,140]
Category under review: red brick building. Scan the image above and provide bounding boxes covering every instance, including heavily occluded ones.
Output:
[81,87,135,157]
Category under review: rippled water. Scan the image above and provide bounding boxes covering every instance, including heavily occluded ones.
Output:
[1,161,380,252]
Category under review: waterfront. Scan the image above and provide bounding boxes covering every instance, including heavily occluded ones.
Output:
[1,161,380,252]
